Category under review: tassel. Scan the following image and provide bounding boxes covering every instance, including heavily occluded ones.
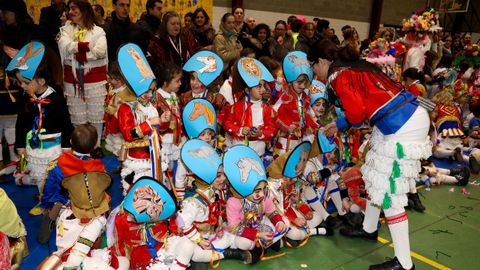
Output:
[391,160,401,179]
[5,74,16,103]
[388,160,400,194]
[382,193,391,209]
[396,142,405,159]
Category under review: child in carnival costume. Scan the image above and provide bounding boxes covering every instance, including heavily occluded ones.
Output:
[302,131,360,230]
[401,7,440,72]
[418,159,470,187]
[402,68,427,98]
[114,176,212,270]
[431,85,467,163]
[37,124,128,270]
[153,62,184,177]
[307,80,362,174]
[224,145,288,261]
[222,57,277,158]
[267,141,327,246]
[103,61,136,157]
[274,51,318,155]
[116,43,170,192]
[467,94,480,173]
[177,139,253,267]
[308,40,432,269]
[8,41,73,190]
[179,51,227,112]
[175,99,218,200]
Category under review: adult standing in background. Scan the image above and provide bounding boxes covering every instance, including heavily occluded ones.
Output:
[269,20,293,62]
[0,0,40,50]
[191,7,215,50]
[39,0,66,55]
[148,11,195,93]
[295,22,318,55]
[58,0,108,152]
[92,4,105,27]
[213,13,241,71]
[147,11,193,69]
[316,19,331,41]
[136,0,163,52]
[103,0,135,61]
[233,7,245,34]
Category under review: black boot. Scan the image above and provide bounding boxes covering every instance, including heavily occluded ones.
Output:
[37,215,55,244]
[339,226,378,242]
[311,224,334,236]
[369,257,415,270]
[223,248,252,264]
[408,193,425,212]
[188,262,209,270]
[324,215,337,228]
[469,156,480,174]
[249,246,263,264]
[454,166,470,186]
[269,239,282,252]
[339,212,363,228]
[453,147,464,163]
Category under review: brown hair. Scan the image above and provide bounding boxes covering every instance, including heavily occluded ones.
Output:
[68,0,95,30]
[307,39,338,63]
[71,124,98,154]
[158,11,182,38]
[108,61,123,80]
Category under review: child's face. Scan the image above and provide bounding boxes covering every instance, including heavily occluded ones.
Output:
[16,72,41,96]
[107,75,124,89]
[246,181,266,204]
[312,99,327,117]
[211,165,227,191]
[198,129,215,144]
[164,72,182,93]
[249,80,266,101]
[138,82,156,104]
[291,74,308,95]
[190,72,206,94]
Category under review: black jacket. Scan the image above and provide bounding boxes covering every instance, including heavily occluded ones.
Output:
[15,89,73,149]
[103,12,141,61]
[135,13,161,53]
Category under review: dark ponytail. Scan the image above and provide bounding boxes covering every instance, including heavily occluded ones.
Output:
[307,39,338,63]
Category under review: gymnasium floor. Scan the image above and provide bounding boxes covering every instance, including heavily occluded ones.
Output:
[3,155,479,270]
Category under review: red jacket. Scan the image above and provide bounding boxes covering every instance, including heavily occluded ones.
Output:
[154,94,183,145]
[275,87,318,138]
[117,103,153,159]
[221,99,277,142]
[406,82,426,97]
[114,211,173,270]
[342,167,366,210]
[329,67,402,125]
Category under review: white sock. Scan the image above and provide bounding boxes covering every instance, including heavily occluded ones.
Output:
[8,144,18,162]
[437,174,458,184]
[363,200,381,233]
[385,207,413,269]
[91,123,104,146]
[331,191,346,215]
